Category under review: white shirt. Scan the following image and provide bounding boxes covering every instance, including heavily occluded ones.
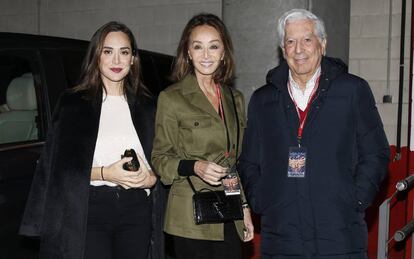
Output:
[91,95,150,192]
[288,67,321,111]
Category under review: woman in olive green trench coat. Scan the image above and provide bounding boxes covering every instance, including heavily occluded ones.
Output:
[151,13,254,259]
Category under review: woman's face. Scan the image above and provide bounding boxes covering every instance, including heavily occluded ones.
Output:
[188,25,225,80]
[99,31,133,90]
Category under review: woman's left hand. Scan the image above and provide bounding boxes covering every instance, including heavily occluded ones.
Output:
[242,207,254,242]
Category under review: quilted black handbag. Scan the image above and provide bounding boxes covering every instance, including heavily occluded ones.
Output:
[187,178,243,225]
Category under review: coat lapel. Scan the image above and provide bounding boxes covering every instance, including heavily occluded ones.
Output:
[181,75,221,119]
[77,94,102,174]
[179,75,238,157]
[127,95,155,162]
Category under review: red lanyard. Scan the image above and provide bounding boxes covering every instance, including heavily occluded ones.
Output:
[287,76,320,145]
[216,84,225,122]
[215,84,231,157]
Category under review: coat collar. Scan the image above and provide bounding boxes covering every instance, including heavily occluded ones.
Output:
[266,56,348,92]
[128,95,155,161]
[180,74,221,119]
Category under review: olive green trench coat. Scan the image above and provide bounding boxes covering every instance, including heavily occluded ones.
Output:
[152,75,246,241]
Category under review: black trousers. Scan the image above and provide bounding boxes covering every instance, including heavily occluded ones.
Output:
[172,222,241,259]
[84,186,152,259]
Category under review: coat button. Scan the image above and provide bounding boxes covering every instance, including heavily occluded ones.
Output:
[194,121,199,126]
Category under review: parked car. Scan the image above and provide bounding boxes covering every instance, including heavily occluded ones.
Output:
[0,32,174,258]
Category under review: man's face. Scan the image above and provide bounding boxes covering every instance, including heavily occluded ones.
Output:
[282,19,326,84]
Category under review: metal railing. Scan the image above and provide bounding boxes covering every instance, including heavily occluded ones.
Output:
[378,175,414,259]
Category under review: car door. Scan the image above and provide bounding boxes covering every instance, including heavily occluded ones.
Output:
[0,47,86,259]
[0,49,46,258]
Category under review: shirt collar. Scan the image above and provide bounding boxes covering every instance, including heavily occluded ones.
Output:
[288,66,321,91]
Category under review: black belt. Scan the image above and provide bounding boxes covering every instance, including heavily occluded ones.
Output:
[90,185,127,191]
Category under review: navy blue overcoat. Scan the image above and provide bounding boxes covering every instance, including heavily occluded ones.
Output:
[238,56,390,255]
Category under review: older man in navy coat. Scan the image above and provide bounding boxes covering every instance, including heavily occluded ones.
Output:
[238,9,390,259]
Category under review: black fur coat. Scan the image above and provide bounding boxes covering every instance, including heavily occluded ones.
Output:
[19,89,165,259]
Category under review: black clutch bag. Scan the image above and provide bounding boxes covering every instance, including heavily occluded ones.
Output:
[122,149,140,171]
[187,178,243,225]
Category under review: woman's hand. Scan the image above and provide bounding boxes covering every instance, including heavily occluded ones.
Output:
[102,155,157,189]
[242,207,254,242]
[194,160,228,185]
[133,154,157,189]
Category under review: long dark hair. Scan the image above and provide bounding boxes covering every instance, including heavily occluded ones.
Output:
[73,21,148,99]
[172,13,235,86]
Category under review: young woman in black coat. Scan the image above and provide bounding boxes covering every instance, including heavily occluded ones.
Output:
[19,21,165,259]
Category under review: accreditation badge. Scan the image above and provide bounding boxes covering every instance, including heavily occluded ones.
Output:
[287,146,307,178]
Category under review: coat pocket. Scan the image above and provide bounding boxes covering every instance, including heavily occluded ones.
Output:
[178,115,214,155]
[179,116,212,129]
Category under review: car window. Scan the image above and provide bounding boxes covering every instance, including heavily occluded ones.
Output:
[151,54,175,93]
[37,48,86,117]
[0,54,40,144]
[140,52,174,96]
[59,49,86,88]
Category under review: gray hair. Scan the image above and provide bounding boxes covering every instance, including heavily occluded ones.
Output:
[277,9,327,48]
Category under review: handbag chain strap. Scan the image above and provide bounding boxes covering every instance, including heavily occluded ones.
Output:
[187,87,240,194]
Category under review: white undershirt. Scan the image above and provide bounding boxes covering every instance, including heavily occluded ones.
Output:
[91,95,150,192]
[288,67,321,111]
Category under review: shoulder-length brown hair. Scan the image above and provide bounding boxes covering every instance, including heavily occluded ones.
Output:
[73,21,148,99]
[172,13,235,86]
